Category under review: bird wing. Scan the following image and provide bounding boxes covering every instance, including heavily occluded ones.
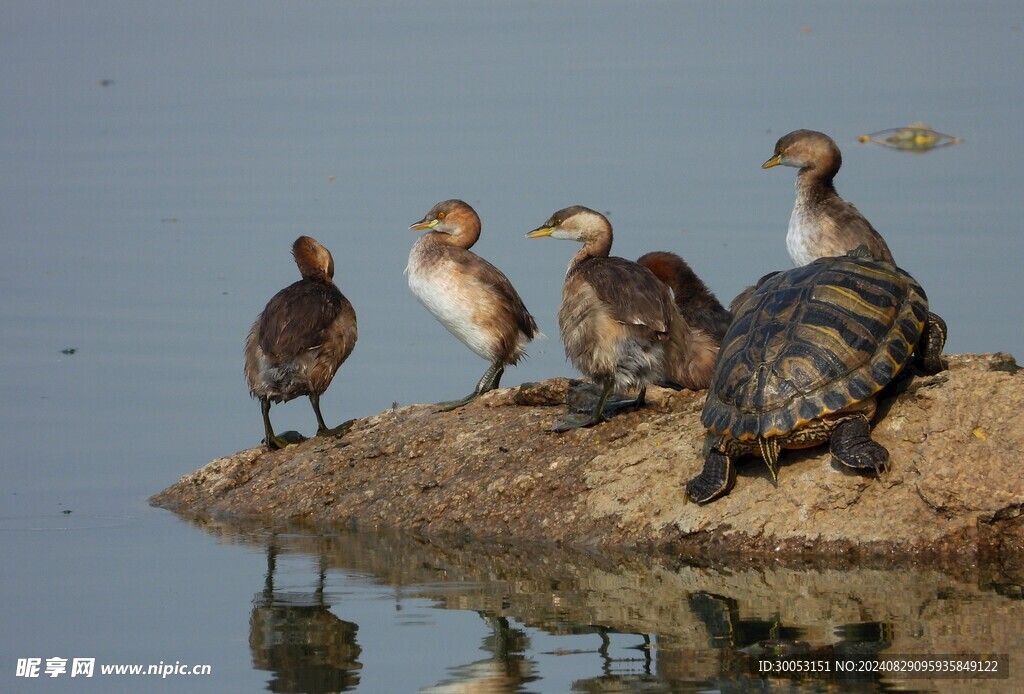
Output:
[450,250,539,338]
[578,257,672,335]
[258,280,345,361]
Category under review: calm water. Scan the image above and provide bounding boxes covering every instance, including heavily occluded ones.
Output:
[2,1,1022,691]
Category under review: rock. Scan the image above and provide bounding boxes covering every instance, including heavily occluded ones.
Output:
[151,353,1024,568]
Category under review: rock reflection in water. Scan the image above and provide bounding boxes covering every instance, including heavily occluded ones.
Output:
[181,514,1023,691]
[686,591,895,689]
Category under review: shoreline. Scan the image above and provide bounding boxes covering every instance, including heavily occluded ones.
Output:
[152,353,1023,573]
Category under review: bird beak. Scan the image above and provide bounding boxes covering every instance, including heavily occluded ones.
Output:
[526,226,554,239]
[761,154,782,169]
[409,218,439,231]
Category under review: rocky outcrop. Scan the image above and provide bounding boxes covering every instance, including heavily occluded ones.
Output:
[152,353,1024,567]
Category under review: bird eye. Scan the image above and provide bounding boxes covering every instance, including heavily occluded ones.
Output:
[437,212,446,219]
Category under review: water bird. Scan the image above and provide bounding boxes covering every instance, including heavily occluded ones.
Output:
[244,236,357,449]
[763,129,894,266]
[527,206,717,432]
[636,251,732,342]
[407,199,539,410]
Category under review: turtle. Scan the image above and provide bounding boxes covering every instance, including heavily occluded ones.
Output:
[685,250,947,503]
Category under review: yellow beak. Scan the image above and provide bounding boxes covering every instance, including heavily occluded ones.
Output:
[526,226,554,239]
[761,154,782,169]
[409,218,439,231]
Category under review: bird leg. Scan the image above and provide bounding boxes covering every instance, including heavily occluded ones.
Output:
[323,418,356,440]
[551,380,613,432]
[602,386,647,414]
[307,393,356,440]
[309,392,330,434]
[261,398,298,450]
[435,362,505,412]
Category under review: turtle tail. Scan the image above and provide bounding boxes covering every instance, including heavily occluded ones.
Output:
[757,437,782,485]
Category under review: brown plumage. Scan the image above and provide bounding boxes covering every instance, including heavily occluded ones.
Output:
[528,206,715,431]
[635,251,724,391]
[763,129,894,266]
[244,236,357,449]
[637,251,732,342]
[408,199,538,409]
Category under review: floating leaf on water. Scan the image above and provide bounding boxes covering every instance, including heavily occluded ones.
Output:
[858,123,961,153]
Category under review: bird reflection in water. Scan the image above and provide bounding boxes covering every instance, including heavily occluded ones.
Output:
[249,542,362,693]
[422,613,536,692]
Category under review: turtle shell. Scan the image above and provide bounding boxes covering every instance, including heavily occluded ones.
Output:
[702,254,929,441]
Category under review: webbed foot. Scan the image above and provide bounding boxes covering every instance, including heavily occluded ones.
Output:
[319,418,356,439]
[567,381,645,415]
[266,430,306,450]
[550,412,606,433]
[260,398,305,450]
[434,362,505,412]
[434,392,479,412]
[601,394,645,415]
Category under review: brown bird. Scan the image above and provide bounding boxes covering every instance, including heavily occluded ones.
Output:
[636,251,732,342]
[636,251,727,390]
[244,236,357,450]
[408,199,539,410]
[763,129,894,265]
[528,206,717,432]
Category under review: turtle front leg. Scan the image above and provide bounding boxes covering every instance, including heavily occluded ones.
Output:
[830,414,889,474]
[435,362,505,412]
[915,311,947,374]
[685,438,736,503]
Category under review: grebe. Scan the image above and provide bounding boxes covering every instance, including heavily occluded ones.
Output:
[636,251,732,342]
[763,129,894,266]
[407,199,538,410]
[527,206,716,432]
[244,236,357,450]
